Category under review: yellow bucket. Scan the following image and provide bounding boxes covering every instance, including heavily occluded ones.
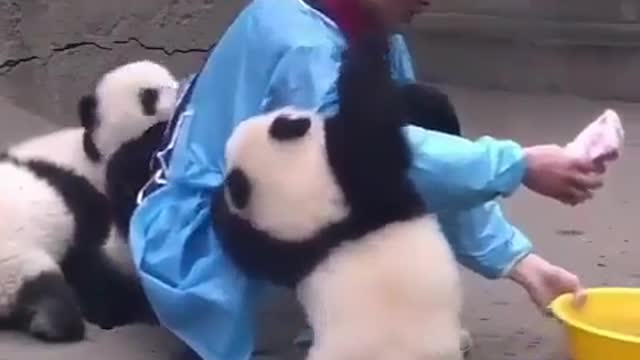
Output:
[550,287,640,360]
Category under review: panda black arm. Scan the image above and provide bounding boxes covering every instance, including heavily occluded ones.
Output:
[105,122,167,238]
[401,83,462,137]
[324,32,426,222]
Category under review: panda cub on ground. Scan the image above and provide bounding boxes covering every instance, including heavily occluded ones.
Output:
[61,60,179,330]
[212,34,463,360]
[0,60,177,342]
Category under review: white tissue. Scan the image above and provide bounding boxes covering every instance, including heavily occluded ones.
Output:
[565,109,624,167]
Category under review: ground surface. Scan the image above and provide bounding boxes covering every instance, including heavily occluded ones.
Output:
[0,85,638,360]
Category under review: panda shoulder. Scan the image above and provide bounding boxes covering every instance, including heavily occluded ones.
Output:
[7,127,102,182]
[9,127,82,159]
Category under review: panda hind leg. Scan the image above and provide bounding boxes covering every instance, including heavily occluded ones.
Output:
[13,270,85,342]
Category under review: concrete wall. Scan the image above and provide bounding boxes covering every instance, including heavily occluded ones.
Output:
[1,0,639,127]
[428,0,639,21]
[407,0,640,102]
[0,0,249,126]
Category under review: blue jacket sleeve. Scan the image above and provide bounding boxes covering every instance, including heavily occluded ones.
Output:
[262,45,340,112]
[390,33,533,278]
[404,126,526,210]
[404,126,533,278]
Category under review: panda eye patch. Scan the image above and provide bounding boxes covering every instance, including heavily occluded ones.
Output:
[269,115,311,141]
[139,88,159,116]
[225,168,251,210]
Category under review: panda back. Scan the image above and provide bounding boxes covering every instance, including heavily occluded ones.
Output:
[0,154,112,261]
[8,127,104,191]
[0,161,75,261]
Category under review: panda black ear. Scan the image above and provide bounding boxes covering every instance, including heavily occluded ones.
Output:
[269,115,311,141]
[139,88,159,116]
[225,168,251,210]
[78,95,98,130]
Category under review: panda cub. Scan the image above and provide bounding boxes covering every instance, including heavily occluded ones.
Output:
[62,60,179,330]
[212,35,463,360]
[0,60,177,342]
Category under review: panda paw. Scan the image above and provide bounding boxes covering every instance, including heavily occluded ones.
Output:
[15,271,86,342]
[27,301,86,342]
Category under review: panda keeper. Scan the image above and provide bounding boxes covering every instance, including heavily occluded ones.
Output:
[128,0,604,359]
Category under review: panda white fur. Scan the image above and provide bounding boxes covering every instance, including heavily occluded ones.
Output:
[212,35,463,360]
[0,60,177,342]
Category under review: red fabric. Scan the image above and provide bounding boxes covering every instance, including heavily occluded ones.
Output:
[322,0,377,43]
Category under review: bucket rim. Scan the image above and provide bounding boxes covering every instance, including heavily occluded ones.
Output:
[550,287,640,345]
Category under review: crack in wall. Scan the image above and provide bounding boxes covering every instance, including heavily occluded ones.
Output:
[0,37,212,75]
[114,37,213,55]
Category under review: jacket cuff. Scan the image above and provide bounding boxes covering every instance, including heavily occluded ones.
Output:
[457,224,534,280]
[480,137,527,198]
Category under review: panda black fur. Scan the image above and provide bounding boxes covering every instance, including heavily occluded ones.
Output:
[104,122,167,240]
[61,60,178,330]
[212,34,463,359]
[79,122,167,328]
[0,60,177,342]
[401,82,462,137]
[73,122,168,328]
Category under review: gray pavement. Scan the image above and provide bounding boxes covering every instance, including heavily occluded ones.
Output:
[0,86,639,359]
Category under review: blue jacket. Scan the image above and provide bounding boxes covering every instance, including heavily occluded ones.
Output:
[129,0,533,358]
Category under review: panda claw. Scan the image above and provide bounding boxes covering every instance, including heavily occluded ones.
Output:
[28,305,86,343]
